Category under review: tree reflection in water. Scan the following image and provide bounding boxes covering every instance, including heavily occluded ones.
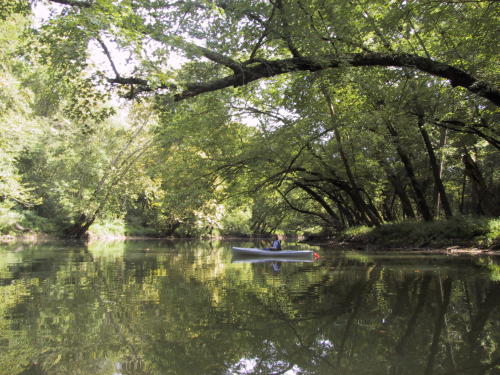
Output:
[0,241,499,375]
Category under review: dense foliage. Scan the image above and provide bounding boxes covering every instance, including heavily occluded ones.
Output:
[0,0,498,240]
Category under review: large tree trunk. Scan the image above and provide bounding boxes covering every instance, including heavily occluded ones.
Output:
[417,115,453,218]
[63,214,94,238]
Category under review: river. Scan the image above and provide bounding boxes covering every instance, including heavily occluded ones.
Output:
[0,240,499,375]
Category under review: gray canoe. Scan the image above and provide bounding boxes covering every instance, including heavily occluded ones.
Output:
[231,257,313,263]
[231,247,314,257]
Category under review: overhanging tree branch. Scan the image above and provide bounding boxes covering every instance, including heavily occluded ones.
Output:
[96,38,121,79]
[109,53,499,106]
[45,0,499,105]
[277,188,337,227]
[431,119,500,149]
[49,0,92,7]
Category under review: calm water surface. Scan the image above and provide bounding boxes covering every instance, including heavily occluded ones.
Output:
[0,240,499,375]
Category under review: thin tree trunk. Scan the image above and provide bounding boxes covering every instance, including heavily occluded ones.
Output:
[417,115,453,218]
[322,87,382,226]
[332,193,359,226]
[386,121,433,221]
[462,151,497,216]
[329,193,356,227]
[292,181,343,228]
[377,157,416,219]
[460,168,467,214]
[433,127,448,216]
[383,194,395,221]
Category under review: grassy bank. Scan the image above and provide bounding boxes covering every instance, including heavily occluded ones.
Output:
[336,217,500,250]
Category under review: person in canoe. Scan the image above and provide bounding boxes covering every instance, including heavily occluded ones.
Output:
[264,235,282,251]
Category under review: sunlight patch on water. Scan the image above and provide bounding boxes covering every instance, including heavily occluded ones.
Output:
[226,357,302,375]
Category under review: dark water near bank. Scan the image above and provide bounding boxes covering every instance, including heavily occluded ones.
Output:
[0,240,499,375]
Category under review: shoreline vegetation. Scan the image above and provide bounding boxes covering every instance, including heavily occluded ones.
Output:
[326,217,500,253]
[2,216,498,254]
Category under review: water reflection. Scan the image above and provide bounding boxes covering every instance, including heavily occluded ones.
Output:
[0,240,499,375]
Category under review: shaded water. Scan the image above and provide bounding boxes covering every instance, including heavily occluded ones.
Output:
[0,240,499,375]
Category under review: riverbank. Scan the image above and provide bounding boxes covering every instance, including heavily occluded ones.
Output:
[0,233,53,244]
[330,217,499,252]
[2,217,499,255]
